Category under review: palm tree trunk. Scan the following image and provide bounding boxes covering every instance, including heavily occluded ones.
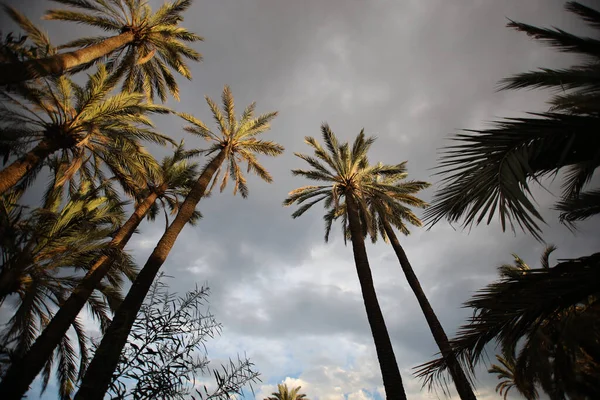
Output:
[0,189,161,400]
[346,195,407,400]
[0,32,135,86]
[382,221,476,400]
[74,150,227,400]
[0,139,60,196]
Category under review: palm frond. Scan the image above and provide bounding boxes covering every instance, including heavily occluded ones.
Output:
[415,251,600,392]
[426,113,600,241]
[555,189,600,223]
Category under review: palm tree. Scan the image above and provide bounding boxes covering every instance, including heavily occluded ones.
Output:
[361,171,477,400]
[0,64,171,196]
[0,144,200,399]
[265,383,308,400]
[0,0,203,101]
[416,247,600,399]
[284,125,407,399]
[73,85,283,400]
[0,186,131,399]
[424,1,600,241]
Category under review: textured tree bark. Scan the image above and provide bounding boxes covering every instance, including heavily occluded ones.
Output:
[74,150,227,400]
[346,195,407,400]
[0,32,135,85]
[0,139,60,196]
[383,221,477,400]
[0,189,161,399]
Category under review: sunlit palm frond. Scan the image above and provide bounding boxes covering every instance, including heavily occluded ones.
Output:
[0,64,170,196]
[179,85,282,199]
[43,0,203,101]
[265,383,308,400]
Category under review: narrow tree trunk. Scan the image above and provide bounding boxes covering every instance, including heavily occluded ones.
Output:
[382,221,476,400]
[346,195,407,400]
[0,32,135,86]
[0,190,161,399]
[74,150,227,400]
[0,139,60,196]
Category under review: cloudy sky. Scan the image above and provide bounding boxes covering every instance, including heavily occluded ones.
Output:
[2,0,599,399]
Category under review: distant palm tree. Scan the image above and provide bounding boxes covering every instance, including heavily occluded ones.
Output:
[424,1,600,241]
[284,125,407,399]
[266,383,308,400]
[0,0,203,101]
[74,85,283,400]
[0,64,171,196]
[0,144,200,399]
[488,349,526,400]
[0,185,129,399]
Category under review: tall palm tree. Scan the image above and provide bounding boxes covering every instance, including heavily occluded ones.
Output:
[0,64,171,196]
[0,186,131,399]
[416,247,600,399]
[265,383,308,400]
[424,1,600,241]
[360,170,476,400]
[284,125,407,399]
[73,85,283,400]
[0,0,203,101]
[0,144,201,399]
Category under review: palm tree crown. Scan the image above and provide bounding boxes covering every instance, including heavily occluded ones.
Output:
[178,85,283,198]
[0,64,171,196]
[488,349,525,400]
[44,0,203,101]
[265,383,308,400]
[330,165,429,242]
[284,124,413,237]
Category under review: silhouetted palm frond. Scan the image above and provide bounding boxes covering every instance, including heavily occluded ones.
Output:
[426,1,600,239]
